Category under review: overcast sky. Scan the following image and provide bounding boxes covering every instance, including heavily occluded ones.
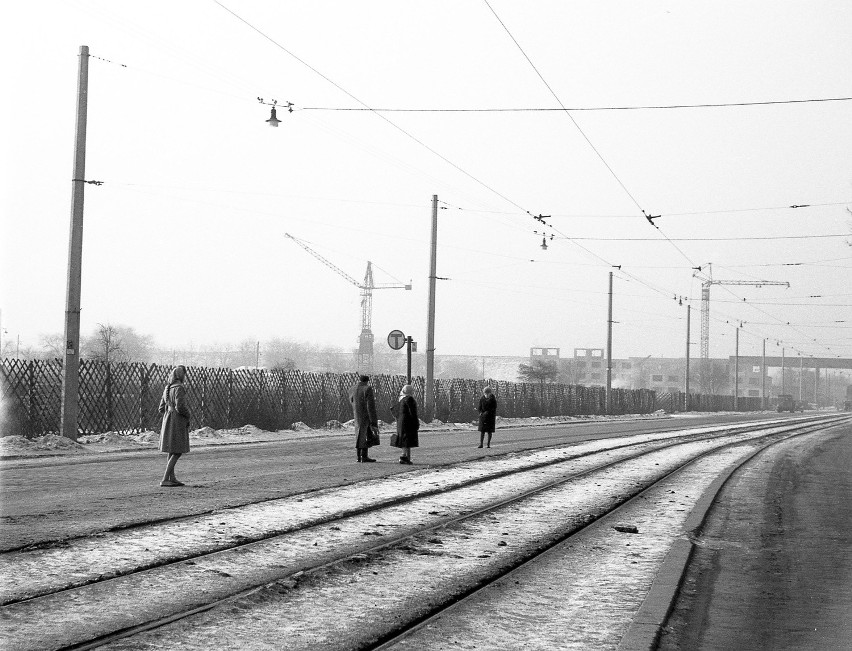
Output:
[2,1,850,364]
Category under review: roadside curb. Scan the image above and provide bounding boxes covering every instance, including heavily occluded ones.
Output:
[614,418,846,651]
[616,452,748,651]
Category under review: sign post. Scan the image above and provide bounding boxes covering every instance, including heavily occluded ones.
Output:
[387,330,405,351]
[388,330,415,383]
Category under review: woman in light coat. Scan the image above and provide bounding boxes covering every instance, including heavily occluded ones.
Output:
[393,384,420,464]
[158,365,191,486]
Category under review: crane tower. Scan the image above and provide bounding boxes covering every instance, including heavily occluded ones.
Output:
[693,263,789,392]
[285,233,411,373]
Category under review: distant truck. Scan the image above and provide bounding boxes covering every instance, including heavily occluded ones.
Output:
[776,394,803,413]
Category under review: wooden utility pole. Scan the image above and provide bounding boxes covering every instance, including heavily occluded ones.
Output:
[425,195,438,420]
[60,45,90,441]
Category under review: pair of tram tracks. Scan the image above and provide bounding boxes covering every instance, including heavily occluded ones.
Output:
[1,414,847,650]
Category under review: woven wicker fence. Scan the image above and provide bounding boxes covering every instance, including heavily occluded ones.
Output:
[1,359,757,439]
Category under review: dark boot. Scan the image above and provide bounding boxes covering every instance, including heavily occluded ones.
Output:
[357,449,363,463]
[361,448,376,462]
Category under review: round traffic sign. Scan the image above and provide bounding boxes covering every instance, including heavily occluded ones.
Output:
[387,329,406,350]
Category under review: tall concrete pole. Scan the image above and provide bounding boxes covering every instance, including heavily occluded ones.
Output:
[814,365,819,405]
[424,194,438,420]
[781,348,785,394]
[685,305,691,409]
[60,45,90,442]
[606,271,613,413]
[734,327,739,410]
[798,356,803,402]
[761,338,767,409]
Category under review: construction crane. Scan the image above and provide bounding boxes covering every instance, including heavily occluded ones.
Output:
[285,233,412,373]
[693,263,789,392]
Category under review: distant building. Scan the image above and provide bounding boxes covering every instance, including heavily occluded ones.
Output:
[573,347,606,386]
[530,347,560,359]
[571,347,734,395]
[736,362,770,398]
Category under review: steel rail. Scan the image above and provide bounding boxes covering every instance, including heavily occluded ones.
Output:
[369,415,851,650]
[3,416,816,561]
[41,414,849,650]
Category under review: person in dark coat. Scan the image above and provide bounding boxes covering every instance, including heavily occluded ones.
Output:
[392,384,419,465]
[158,365,191,487]
[477,386,497,448]
[349,374,379,462]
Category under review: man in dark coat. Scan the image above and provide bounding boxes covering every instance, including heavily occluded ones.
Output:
[349,374,379,462]
[477,386,497,448]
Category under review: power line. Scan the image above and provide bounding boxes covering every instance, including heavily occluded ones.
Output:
[482,0,646,216]
[701,300,851,307]
[437,200,851,219]
[663,201,851,216]
[438,192,848,354]
[482,2,705,271]
[299,96,852,112]
[214,0,535,216]
[559,233,850,242]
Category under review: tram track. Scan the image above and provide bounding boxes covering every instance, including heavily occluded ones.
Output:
[0,415,822,599]
[1,414,847,650]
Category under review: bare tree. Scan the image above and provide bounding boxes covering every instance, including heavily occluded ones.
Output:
[556,359,580,385]
[80,324,155,363]
[82,323,124,363]
[39,333,65,359]
[517,359,560,385]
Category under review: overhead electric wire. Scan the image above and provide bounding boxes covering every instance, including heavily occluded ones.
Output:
[482,0,644,215]
[709,281,841,358]
[216,0,842,358]
[299,96,852,112]
[214,0,535,216]
[662,201,851,216]
[417,200,852,219]
[558,233,849,241]
[483,1,705,272]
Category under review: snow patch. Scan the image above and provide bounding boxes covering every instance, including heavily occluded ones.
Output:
[191,427,220,439]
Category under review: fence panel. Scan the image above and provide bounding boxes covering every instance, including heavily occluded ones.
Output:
[7,359,774,438]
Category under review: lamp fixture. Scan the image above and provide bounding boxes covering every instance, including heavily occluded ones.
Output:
[266,106,281,127]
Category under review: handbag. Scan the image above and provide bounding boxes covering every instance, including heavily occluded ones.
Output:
[366,425,381,447]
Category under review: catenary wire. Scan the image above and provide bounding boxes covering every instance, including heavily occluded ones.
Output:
[298,96,852,112]
[213,0,536,216]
